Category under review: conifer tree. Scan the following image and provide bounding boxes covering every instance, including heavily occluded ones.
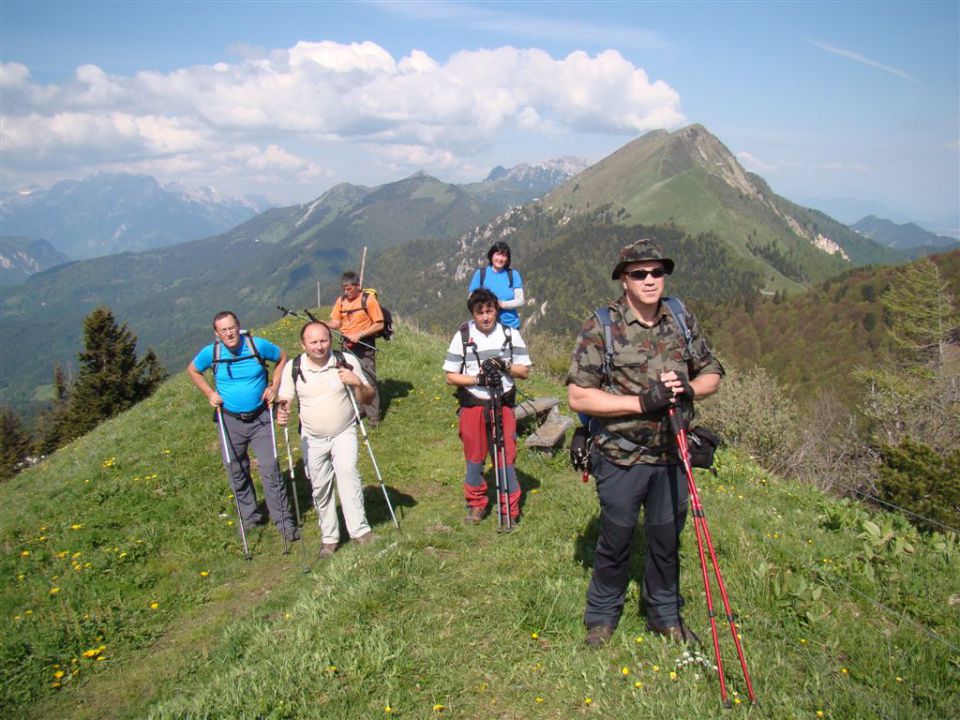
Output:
[0,406,31,481]
[50,306,168,447]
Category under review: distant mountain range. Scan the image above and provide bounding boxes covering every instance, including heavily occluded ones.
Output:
[850,215,960,254]
[0,236,70,287]
[371,125,908,339]
[0,159,588,418]
[0,173,273,260]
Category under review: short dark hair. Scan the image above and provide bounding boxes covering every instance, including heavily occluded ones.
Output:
[340,271,360,286]
[468,287,499,314]
[487,241,511,268]
[300,320,331,341]
[213,310,238,328]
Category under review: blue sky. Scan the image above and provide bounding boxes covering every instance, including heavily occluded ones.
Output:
[2,1,958,232]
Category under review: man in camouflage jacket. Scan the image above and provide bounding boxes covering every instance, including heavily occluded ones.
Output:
[566,239,724,648]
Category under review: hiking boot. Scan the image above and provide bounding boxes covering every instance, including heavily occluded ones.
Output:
[646,621,700,645]
[353,531,377,545]
[282,526,301,542]
[584,624,615,649]
[464,507,486,525]
[318,542,338,559]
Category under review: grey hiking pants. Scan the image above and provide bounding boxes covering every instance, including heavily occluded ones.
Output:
[218,406,295,532]
[584,450,688,629]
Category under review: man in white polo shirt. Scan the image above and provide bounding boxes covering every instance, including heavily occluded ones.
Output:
[276,321,376,557]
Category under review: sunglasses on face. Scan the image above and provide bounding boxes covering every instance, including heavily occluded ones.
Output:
[624,268,666,281]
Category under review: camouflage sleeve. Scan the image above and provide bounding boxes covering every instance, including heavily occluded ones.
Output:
[565,315,606,389]
[687,311,725,378]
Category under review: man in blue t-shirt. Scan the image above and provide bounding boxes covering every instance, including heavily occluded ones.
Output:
[188,311,297,540]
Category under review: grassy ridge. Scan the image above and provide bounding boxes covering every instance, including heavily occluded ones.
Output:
[2,316,958,719]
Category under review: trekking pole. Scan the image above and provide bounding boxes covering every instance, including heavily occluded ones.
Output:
[487,383,512,531]
[216,408,252,561]
[336,359,400,529]
[277,305,304,319]
[267,407,290,555]
[283,425,311,573]
[668,407,756,707]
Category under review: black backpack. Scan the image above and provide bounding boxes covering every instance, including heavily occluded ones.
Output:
[345,289,394,341]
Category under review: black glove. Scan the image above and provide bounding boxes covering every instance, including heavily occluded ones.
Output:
[638,381,673,414]
[480,358,505,386]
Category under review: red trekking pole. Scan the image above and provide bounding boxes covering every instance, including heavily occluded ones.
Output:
[668,407,756,707]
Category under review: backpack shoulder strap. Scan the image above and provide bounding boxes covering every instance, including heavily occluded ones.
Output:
[360,291,369,313]
[501,325,514,362]
[507,268,514,288]
[332,349,347,368]
[291,355,305,388]
[593,306,615,391]
[243,332,269,374]
[458,322,479,373]
[479,267,486,287]
[662,296,694,357]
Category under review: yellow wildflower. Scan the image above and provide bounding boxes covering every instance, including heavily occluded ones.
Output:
[53,670,65,679]
[669,671,678,680]
[530,632,538,639]
[150,601,159,609]
[20,550,30,557]
[432,704,445,712]
[584,697,592,705]
[200,571,209,577]
[70,524,83,530]
[49,587,60,595]
[633,681,642,689]
[621,666,630,675]
[535,697,544,703]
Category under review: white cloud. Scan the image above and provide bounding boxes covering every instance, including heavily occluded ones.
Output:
[1,40,684,199]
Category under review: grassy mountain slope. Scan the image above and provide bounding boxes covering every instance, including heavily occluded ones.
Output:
[3,316,957,719]
[544,125,901,289]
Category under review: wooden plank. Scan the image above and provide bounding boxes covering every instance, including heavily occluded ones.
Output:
[524,414,574,449]
[515,396,560,422]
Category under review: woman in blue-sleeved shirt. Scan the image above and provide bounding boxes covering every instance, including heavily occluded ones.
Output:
[467,241,524,329]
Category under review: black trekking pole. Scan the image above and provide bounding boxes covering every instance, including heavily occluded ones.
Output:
[335,358,400,529]
[668,407,756,707]
[487,381,513,532]
[267,407,290,555]
[283,425,311,573]
[216,408,252,561]
[277,305,304,319]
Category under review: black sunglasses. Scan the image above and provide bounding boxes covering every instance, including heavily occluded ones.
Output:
[624,268,666,280]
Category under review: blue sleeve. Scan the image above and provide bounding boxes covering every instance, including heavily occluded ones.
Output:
[253,337,282,363]
[192,344,214,372]
[468,269,481,293]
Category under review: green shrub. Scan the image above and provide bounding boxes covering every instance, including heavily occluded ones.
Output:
[877,437,960,533]
[697,365,799,472]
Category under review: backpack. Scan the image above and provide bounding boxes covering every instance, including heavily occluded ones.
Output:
[478,266,515,289]
[342,289,395,341]
[211,330,268,380]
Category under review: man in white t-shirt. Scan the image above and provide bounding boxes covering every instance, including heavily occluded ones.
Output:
[443,288,532,529]
[276,321,376,557]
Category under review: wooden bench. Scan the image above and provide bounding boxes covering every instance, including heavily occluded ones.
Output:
[514,396,561,423]
[524,406,575,450]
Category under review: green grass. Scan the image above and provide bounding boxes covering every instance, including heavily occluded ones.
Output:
[2,316,958,719]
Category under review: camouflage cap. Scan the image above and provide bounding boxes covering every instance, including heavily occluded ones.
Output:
[611,239,675,280]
